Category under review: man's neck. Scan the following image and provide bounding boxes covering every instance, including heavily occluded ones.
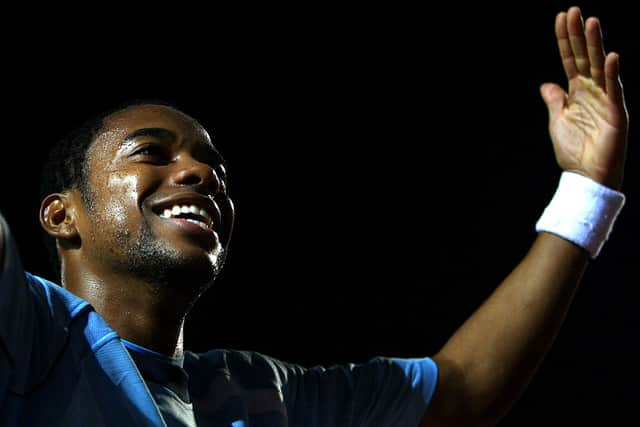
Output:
[62,265,192,358]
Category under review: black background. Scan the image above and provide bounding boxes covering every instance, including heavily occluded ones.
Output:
[1,2,638,425]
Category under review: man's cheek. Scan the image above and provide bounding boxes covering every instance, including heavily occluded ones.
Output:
[106,174,143,226]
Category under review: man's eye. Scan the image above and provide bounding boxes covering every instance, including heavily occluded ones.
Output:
[132,145,170,164]
[134,145,163,156]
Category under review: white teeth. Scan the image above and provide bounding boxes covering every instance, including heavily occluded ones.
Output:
[158,203,213,227]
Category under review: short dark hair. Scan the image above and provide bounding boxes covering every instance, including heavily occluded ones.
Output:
[39,99,179,282]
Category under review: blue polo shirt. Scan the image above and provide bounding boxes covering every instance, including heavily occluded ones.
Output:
[0,214,438,426]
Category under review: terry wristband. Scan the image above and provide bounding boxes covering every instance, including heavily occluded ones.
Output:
[535,172,625,259]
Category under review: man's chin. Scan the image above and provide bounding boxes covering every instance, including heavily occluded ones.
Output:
[125,237,225,290]
[159,246,224,286]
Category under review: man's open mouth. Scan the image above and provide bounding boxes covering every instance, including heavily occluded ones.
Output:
[150,193,221,233]
[157,204,213,230]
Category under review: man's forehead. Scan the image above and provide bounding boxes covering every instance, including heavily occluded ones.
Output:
[98,104,213,149]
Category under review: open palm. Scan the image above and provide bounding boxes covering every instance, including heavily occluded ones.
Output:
[541,7,628,190]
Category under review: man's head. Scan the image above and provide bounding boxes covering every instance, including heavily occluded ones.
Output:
[39,102,234,298]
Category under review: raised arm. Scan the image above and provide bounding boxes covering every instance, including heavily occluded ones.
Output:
[422,7,628,426]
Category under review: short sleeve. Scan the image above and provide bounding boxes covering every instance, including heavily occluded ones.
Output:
[276,355,438,427]
[186,349,438,426]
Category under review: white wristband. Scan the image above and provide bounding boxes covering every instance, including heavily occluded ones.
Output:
[535,172,625,259]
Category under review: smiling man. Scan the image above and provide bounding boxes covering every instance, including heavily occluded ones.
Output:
[38,106,235,360]
[0,6,630,427]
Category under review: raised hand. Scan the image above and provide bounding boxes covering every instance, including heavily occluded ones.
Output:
[540,6,628,190]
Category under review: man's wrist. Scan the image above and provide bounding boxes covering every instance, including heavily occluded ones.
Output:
[535,172,625,259]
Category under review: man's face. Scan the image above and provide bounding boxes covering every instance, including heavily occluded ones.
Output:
[77,104,234,288]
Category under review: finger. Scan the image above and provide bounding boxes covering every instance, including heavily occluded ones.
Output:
[540,83,567,120]
[605,52,625,109]
[556,12,578,80]
[567,7,591,77]
[585,17,606,89]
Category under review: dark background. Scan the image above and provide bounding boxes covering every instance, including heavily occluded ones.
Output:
[1,2,638,425]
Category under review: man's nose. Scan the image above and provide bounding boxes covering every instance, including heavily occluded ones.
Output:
[171,157,222,195]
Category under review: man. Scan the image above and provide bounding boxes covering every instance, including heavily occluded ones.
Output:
[0,6,629,426]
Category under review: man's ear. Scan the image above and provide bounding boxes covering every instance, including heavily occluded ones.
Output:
[40,193,80,240]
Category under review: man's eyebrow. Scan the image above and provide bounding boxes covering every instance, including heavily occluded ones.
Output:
[121,128,177,147]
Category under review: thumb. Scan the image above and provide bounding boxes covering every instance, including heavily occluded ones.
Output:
[539,83,567,120]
